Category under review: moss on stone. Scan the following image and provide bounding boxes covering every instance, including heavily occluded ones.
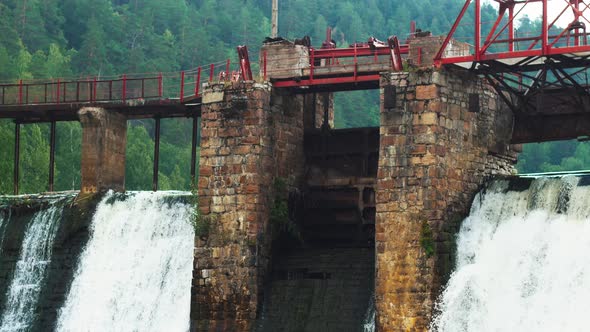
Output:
[420,220,435,258]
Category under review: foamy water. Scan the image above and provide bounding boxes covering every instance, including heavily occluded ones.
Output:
[431,176,590,332]
[56,191,194,332]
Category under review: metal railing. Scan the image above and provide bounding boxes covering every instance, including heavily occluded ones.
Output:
[0,58,247,107]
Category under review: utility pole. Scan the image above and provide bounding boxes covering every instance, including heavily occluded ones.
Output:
[271,0,278,38]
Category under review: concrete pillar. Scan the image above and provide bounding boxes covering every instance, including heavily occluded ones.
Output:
[192,82,305,331]
[78,107,127,193]
[375,70,516,331]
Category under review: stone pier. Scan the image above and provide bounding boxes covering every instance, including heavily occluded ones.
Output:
[191,82,306,331]
[190,69,519,330]
[375,70,517,331]
[78,107,127,193]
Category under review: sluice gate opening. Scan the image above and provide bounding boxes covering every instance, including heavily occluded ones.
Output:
[303,127,378,247]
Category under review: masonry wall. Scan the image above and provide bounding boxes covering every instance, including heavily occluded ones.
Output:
[192,82,305,331]
[376,70,516,331]
[78,107,127,193]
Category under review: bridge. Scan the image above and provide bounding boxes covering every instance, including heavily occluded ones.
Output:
[2,1,590,331]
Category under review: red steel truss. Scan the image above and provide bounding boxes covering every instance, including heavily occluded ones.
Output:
[436,0,590,114]
[435,0,590,66]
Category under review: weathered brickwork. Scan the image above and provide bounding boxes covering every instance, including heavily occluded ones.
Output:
[78,107,127,193]
[192,82,305,331]
[375,70,517,331]
[302,92,334,129]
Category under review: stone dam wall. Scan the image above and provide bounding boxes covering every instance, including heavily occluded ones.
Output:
[0,70,517,331]
[192,69,517,331]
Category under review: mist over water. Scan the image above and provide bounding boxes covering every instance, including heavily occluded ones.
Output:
[56,191,194,332]
[431,176,590,332]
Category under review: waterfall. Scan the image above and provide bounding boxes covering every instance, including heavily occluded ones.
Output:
[363,293,375,332]
[0,210,8,254]
[431,176,590,332]
[0,200,66,332]
[56,191,194,332]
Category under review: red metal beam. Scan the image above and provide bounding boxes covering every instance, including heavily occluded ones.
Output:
[437,0,590,67]
[440,44,590,65]
[434,0,472,65]
[237,46,253,81]
[475,0,481,61]
[389,36,404,71]
[542,0,548,54]
[272,74,381,88]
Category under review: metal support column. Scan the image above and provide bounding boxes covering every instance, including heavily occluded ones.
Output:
[190,116,199,184]
[49,121,56,192]
[271,0,278,38]
[152,117,161,192]
[13,122,20,195]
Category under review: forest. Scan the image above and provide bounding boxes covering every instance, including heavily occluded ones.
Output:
[0,0,587,193]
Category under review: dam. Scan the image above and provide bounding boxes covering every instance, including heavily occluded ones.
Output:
[2,0,590,329]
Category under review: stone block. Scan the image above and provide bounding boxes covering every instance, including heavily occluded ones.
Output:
[412,112,438,126]
[202,91,224,104]
[416,85,439,100]
[79,107,127,193]
[260,42,309,79]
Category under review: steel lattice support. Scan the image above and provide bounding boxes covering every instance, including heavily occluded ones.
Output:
[435,0,590,66]
[478,59,590,114]
[437,0,590,115]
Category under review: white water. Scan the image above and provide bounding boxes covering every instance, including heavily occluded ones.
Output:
[363,293,375,332]
[0,204,64,331]
[431,176,590,332]
[56,191,194,332]
[0,211,8,254]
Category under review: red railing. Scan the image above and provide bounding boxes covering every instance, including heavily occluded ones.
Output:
[0,58,248,107]
[267,37,408,88]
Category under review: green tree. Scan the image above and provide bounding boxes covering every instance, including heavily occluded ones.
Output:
[125,123,155,190]
[45,44,73,78]
[14,40,33,80]
[19,124,50,194]
[54,121,81,191]
[75,16,112,75]
[0,120,15,194]
[0,46,16,80]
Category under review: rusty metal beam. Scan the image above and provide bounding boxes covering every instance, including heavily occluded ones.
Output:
[153,117,161,192]
[0,101,200,122]
[49,121,56,192]
[512,113,590,143]
[13,122,20,195]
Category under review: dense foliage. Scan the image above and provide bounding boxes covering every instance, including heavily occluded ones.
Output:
[0,0,587,193]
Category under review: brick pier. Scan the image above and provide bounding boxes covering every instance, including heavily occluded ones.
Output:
[375,70,516,331]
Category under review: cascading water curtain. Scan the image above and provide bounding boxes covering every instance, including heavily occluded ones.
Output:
[431,176,590,332]
[56,191,194,332]
[0,202,66,332]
